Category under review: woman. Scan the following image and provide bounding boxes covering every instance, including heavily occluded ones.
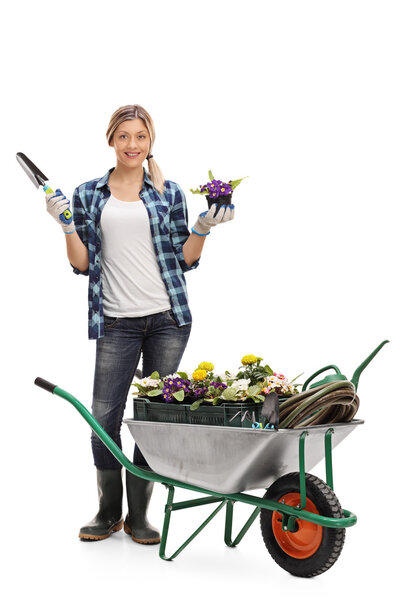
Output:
[45,105,235,545]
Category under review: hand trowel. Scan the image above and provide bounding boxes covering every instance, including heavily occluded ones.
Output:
[16,152,72,222]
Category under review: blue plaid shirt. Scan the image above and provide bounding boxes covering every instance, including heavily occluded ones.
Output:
[71,166,199,340]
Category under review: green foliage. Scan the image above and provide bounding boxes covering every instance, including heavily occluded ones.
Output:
[229,175,249,190]
[189,188,207,195]
[190,400,203,411]
[248,383,263,396]
[147,389,163,397]
[220,386,238,402]
[246,383,265,403]
[238,361,274,385]
[176,371,188,380]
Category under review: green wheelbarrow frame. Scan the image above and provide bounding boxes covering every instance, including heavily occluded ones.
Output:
[34,378,357,562]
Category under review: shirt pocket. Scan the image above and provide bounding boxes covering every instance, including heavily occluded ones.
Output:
[148,202,170,228]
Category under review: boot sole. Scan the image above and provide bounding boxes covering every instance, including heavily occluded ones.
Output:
[79,519,124,541]
[123,521,161,545]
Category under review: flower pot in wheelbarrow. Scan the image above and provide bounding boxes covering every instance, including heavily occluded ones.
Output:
[133,397,263,428]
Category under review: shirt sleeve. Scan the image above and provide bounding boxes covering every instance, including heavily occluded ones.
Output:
[170,183,200,273]
[70,186,89,276]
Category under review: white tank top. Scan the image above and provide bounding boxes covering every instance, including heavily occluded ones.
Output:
[100,195,171,317]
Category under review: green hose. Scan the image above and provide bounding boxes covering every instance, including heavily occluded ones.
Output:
[279,380,359,428]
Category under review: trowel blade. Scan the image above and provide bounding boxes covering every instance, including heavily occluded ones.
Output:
[16,152,48,188]
[261,392,280,429]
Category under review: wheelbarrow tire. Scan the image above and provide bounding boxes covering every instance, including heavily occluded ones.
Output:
[260,472,346,578]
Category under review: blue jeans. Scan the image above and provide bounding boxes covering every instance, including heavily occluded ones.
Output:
[91,309,191,469]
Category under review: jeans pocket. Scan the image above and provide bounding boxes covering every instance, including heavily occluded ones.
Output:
[164,309,178,326]
[104,316,119,329]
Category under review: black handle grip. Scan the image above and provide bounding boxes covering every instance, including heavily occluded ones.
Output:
[34,377,58,393]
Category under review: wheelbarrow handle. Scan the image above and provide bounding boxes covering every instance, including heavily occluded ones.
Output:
[34,377,58,393]
[33,376,160,484]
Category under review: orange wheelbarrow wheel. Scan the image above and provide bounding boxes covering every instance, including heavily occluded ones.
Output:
[260,472,346,577]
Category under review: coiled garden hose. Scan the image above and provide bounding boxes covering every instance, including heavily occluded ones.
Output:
[279,380,359,429]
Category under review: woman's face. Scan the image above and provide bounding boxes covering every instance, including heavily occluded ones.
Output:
[110,118,151,168]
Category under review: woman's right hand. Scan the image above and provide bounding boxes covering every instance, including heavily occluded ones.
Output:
[45,189,76,234]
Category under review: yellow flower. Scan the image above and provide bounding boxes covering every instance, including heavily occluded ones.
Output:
[241,354,260,366]
[198,361,214,372]
[193,369,207,381]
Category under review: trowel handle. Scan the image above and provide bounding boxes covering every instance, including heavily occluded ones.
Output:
[42,185,73,222]
[302,365,342,391]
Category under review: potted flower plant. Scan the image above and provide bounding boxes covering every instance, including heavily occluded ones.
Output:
[190,170,248,215]
[131,356,301,414]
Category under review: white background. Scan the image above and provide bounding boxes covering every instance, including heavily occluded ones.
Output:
[1,1,399,598]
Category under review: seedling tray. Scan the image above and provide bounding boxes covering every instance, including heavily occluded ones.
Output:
[133,397,263,428]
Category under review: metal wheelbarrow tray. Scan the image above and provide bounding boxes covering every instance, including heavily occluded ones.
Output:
[34,377,363,578]
[124,419,363,494]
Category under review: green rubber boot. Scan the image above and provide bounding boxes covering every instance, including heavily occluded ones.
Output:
[79,468,123,541]
[123,470,161,544]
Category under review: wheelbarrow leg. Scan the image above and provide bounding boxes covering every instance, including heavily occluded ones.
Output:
[159,485,175,560]
[159,484,228,561]
[224,500,261,547]
[325,428,334,489]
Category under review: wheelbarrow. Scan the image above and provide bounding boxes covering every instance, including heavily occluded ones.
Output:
[33,340,388,578]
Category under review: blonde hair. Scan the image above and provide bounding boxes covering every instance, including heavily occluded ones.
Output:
[106,104,166,195]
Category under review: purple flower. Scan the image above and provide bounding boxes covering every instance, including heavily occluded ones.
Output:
[193,387,209,398]
[210,381,227,390]
[201,179,233,199]
[162,377,191,403]
[219,184,232,196]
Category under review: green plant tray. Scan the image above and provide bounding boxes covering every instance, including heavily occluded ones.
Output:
[133,397,263,428]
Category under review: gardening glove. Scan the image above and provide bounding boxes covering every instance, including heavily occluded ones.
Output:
[46,189,76,234]
[192,203,235,236]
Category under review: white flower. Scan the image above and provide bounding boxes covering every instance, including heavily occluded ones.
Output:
[137,377,160,388]
[230,378,251,392]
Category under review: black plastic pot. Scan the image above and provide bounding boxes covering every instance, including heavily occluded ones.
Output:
[206,192,232,216]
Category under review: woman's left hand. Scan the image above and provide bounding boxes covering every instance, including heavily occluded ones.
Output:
[192,203,235,236]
